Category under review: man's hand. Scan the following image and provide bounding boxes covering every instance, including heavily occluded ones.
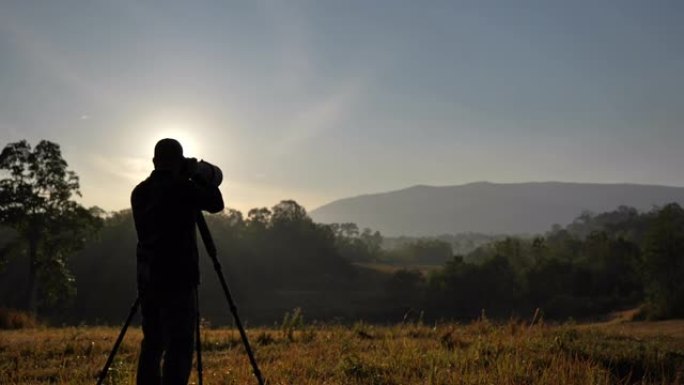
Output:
[182,157,199,179]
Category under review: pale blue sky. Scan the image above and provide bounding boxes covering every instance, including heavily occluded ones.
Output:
[1,0,682,213]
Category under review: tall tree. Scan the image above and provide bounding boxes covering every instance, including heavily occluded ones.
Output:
[0,140,102,312]
[271,200,308,226]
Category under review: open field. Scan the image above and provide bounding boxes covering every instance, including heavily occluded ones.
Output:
[1,319,684,385]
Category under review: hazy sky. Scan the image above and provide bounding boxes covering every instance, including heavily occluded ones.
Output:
[1,0,683,214]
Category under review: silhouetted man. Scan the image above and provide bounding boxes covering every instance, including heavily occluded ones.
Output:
[132,138,224,385]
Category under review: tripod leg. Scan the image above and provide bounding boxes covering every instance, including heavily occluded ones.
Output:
[196,212,265,385]
[195,287,204,385]
[96,297,140,385]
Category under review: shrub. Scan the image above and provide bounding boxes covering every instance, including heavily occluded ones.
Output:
[0,307,40,329]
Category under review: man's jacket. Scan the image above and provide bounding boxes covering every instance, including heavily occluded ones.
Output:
[131,169,224,294]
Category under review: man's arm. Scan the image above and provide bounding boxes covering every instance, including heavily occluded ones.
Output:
[130,184,144,237]
[187,181,224,213]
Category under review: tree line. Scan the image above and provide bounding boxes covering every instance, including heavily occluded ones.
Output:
[389,204,684,320]
[1,140,683,324]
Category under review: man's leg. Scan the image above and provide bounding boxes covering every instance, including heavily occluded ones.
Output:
[137,295,163,385]
[161,289,196,385]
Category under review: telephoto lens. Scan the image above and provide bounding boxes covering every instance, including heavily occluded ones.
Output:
[194,160,223,187]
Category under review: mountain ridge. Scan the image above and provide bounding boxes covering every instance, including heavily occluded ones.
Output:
[309,181,684,236]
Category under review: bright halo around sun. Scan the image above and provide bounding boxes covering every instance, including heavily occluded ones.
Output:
[147,125,201,158]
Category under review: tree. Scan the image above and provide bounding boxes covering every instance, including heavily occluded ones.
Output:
[401,239,453,264]
[224,208,245,228]
[271,200,308,226]
[0,140,102,312]
[642,203,684,318]
[360,228,383,257]
[328,223,384,262]
[247,207,271,228]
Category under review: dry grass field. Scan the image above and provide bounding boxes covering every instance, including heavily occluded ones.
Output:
[2,318,684,385]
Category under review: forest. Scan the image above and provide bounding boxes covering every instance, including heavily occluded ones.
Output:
[2,199,683,325]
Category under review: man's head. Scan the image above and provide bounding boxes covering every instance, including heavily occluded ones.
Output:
[153,138,184,171]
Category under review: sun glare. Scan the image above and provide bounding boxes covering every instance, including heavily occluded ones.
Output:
[147,126,201,158]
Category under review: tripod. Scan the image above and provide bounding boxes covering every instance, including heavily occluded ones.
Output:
[96,212,265,385]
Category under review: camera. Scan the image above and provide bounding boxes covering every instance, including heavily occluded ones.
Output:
[183,158,223,187]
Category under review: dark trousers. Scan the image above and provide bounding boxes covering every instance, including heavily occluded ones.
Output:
[136,288,196,385]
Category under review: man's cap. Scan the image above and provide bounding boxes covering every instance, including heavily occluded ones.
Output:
[154,138,184,162]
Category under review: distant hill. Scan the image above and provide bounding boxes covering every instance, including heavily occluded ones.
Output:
[309,182,684,236]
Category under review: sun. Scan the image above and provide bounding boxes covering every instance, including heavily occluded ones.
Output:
[147,126,201,158]
[136,110,214,160]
